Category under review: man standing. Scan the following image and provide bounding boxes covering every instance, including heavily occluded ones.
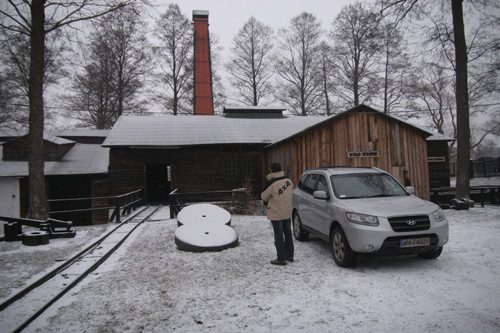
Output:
[261,163,294,266]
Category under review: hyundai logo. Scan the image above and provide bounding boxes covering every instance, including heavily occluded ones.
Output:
[406,220,417,226]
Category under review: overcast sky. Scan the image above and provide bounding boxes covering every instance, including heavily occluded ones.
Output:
[151,0,361,53]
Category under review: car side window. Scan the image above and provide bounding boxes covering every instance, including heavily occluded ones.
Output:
[316,175,329,195]
[297,174,307,190]
[303,174,318,195]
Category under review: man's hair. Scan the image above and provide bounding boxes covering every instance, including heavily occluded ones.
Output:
[271,163,282,173]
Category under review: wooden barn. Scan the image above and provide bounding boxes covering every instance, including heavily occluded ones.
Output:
[263,105,434,200]
[103,105,437,202]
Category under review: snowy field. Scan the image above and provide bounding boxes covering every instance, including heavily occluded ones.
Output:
[1,204,500,332]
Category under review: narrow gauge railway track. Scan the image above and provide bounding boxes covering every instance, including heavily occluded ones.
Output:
[0,205,162,333]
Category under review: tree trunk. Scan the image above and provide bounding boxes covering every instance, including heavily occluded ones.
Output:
[451,0,470,199]
[27,0,48,219]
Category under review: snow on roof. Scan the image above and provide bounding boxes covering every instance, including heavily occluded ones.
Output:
[56,129,110,138]
[0,143,109,177]
[0,129,26,138]
[102,115,326,147]
[426,133,455,141]
[0,134,75,146]
[45,135,75,145]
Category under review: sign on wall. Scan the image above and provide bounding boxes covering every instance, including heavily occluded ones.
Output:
[428,157,446,163]
[347,151,379,158]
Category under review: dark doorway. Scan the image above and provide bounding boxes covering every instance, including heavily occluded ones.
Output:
[145,164,170,203]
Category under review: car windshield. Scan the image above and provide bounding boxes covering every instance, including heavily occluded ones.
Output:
[330,173,408,199]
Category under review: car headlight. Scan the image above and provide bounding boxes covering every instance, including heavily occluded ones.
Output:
[346,212,379,226]
[431,208,446,222]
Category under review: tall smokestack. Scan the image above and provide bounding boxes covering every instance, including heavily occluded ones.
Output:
[192,10,214,115]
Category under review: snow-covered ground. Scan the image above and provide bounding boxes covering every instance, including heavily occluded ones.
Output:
[1,205,499,332]
[451,176,500,186]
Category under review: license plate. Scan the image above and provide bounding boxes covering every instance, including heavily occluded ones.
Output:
[400,237,430,248]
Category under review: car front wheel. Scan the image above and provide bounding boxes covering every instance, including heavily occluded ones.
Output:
[293,212,309,241]
[331,226,357,267]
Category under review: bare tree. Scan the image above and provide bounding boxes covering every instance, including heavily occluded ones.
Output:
[0,27,67,129]
[71,7,150,129]
[423,4,499,155]
[153,3,193,115]
[318,41,334,116]
[0,69,19,128]
[330,2,384,108]
[72,37,117,129]
[0,0,136,219]
[210,34,227,113]
[380,22,413,114]
[377,0,479,201]
[226,16,274,106]
[409,63,456,136]
[274,12,324,116]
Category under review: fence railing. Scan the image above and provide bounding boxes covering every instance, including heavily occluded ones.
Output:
[450,157,500,178]
[430,185,500,208]
[168,188,247,218]
[471,157,500,178]
[48,189,143,224]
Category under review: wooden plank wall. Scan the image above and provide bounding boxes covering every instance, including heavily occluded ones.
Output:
[91,176,109,224]
[265,109,430,200]
[109,145,262,197]
[427,141,451,188]
[109,148,178,197]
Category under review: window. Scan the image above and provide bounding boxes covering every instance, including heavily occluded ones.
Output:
[303,174,318,195]
[330,173,408,199]
[46,147,57,161]
[242,153,258,179]
[317,175,329,192]
[4,147,28,161]
[224,152,259,180]
[4,145,58,161]
[224,154,240,179]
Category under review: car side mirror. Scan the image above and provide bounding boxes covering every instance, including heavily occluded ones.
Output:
[313,190,329,200]
[406,186,415,195]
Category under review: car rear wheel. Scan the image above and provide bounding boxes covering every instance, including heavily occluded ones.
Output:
[293,212,309,241]
[418,246,443,259]
[331,226,357,267]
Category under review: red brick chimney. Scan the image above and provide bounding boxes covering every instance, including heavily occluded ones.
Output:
[192,10,214,115]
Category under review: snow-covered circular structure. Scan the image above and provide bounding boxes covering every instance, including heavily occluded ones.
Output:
[175,223,239,252]
[177,203,231,227]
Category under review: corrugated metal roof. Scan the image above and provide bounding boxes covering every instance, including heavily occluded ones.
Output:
[0,144,109,177]
[102,115,327,147]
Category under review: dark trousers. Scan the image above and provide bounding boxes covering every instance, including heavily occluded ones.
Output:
[271,218,294,262]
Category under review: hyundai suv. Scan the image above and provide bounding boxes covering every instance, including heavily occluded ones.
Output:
[292,167,449,267]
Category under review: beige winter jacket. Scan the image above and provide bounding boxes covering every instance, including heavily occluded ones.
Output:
[261,171,294,221]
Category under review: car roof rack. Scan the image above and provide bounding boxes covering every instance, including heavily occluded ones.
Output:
[311,166,377,170]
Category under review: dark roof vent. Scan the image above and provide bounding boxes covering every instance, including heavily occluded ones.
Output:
[223,106,285,118]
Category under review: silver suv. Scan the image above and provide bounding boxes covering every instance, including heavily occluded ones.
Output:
[292,167,449,267]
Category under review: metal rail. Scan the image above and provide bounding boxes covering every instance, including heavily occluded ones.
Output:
[0,205,161,333]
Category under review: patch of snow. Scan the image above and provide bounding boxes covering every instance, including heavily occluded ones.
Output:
[1,206,499,332]
[451,176,500,186]
[0,223,115,300]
